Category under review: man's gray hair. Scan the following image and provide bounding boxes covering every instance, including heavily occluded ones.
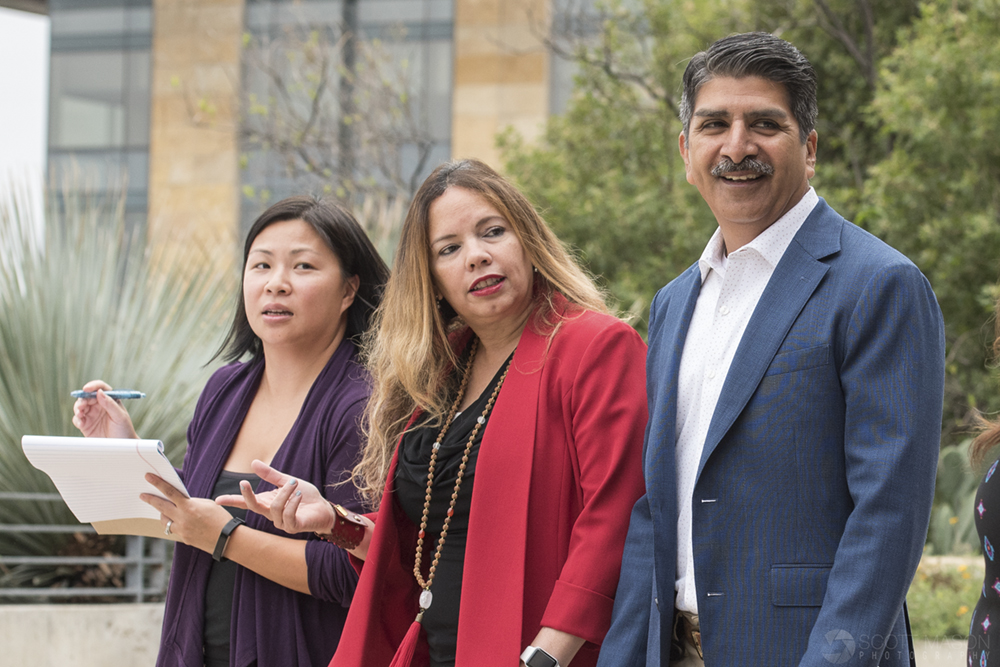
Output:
[679,32,818,143]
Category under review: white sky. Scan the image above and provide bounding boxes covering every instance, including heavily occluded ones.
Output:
[0,6,49,213]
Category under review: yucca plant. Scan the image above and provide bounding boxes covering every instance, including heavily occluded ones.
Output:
[0,181,234,575]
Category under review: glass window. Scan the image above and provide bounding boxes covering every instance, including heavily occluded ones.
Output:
[124,149,149,197]
[125,6,153,33]
[125,51,150,146]
[427,0,453,22]
[49,150,121,190]
[47,0,153,229]
[49,50,150,149]
[240,0,454,214]
[549,51,578,116]
[50,52,126,149]
[359,1,426,25]
[549,0,603,115]
[424,39,453,141]
[50,8,129,36]
[247,1,345,31]
[380,37,452,141]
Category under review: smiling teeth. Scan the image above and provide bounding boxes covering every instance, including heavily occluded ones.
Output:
[722,174,762,181]
[475,277,502,290]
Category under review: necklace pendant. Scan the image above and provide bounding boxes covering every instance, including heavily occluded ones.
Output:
[419,589,433,610]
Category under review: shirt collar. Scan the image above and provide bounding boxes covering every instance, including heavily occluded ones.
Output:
[697,187,819,282]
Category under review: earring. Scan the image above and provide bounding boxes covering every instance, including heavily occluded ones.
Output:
[533,266,538,273]
[436,297,443,311]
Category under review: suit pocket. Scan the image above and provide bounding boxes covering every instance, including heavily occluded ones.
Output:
[764,344,831,377]
[770,564,832,606]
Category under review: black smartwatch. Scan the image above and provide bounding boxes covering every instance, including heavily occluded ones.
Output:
[520,646,561,667]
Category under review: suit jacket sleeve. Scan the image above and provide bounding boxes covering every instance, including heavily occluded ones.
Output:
[598,492,657,666]
[597,289,668,667]
[799,263,944,667]
[538,320,649,643]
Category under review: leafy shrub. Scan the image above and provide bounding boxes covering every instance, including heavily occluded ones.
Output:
[907,558,981,640]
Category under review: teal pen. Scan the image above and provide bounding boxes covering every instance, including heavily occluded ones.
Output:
[71,390,146,400]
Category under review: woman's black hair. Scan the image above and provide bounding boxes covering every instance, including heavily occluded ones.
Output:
[212,196,390,363]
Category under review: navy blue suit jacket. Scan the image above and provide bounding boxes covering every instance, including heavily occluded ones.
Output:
[598,200,945,666]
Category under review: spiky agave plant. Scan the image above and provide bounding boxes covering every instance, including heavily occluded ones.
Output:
[0,182,234,569]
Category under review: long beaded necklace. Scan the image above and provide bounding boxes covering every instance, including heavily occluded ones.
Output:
[412,337,514,617]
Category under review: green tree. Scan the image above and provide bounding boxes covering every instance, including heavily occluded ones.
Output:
[860,0,1000,442]
[502,0,922,330]
[503,0,1000,451]
[501,0,748,326]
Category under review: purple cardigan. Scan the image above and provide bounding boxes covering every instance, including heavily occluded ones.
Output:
[156,339,367,667]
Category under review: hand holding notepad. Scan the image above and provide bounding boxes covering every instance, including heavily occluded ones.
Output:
[21,435,190,541]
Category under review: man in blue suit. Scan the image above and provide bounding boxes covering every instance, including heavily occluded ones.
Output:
[598,33,945,667]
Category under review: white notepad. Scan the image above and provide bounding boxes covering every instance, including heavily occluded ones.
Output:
[21,435,190,541]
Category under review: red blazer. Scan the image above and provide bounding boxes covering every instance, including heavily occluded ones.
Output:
[331,307,648,667]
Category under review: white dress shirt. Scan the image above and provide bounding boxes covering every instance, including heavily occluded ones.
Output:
[674,188,819,614]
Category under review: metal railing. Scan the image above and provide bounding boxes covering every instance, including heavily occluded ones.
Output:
[0,492,170,602]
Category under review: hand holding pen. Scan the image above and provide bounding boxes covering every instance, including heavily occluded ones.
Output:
[71,380,141,440]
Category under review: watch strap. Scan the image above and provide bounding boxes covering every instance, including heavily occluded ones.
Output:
[315,503,366,550]
[212,516,245,562]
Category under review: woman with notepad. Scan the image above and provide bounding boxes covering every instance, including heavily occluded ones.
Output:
[72,197,389,667]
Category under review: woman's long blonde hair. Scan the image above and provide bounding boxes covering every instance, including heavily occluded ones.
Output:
[355,159,608,508]
[972,297,1000,467]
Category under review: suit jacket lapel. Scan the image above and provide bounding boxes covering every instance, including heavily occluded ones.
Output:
[696,200,843,481]
[646,264,702,469]
[647,265,702,619]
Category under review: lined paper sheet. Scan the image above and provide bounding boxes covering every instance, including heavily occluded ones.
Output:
[21,436,190,537]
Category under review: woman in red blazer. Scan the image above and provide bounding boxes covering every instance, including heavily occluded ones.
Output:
[222,159,648,667]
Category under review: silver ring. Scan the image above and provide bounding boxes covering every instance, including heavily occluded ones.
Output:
[164,520,173,536]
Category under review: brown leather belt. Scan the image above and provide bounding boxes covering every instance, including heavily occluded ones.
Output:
[675,611,703,660]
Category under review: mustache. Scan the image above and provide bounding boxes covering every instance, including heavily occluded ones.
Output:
[711,157,774,178]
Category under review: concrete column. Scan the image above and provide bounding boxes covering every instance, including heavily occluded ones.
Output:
[147,0,245,272]
[0,603,164,667]
[452,0,551,171]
